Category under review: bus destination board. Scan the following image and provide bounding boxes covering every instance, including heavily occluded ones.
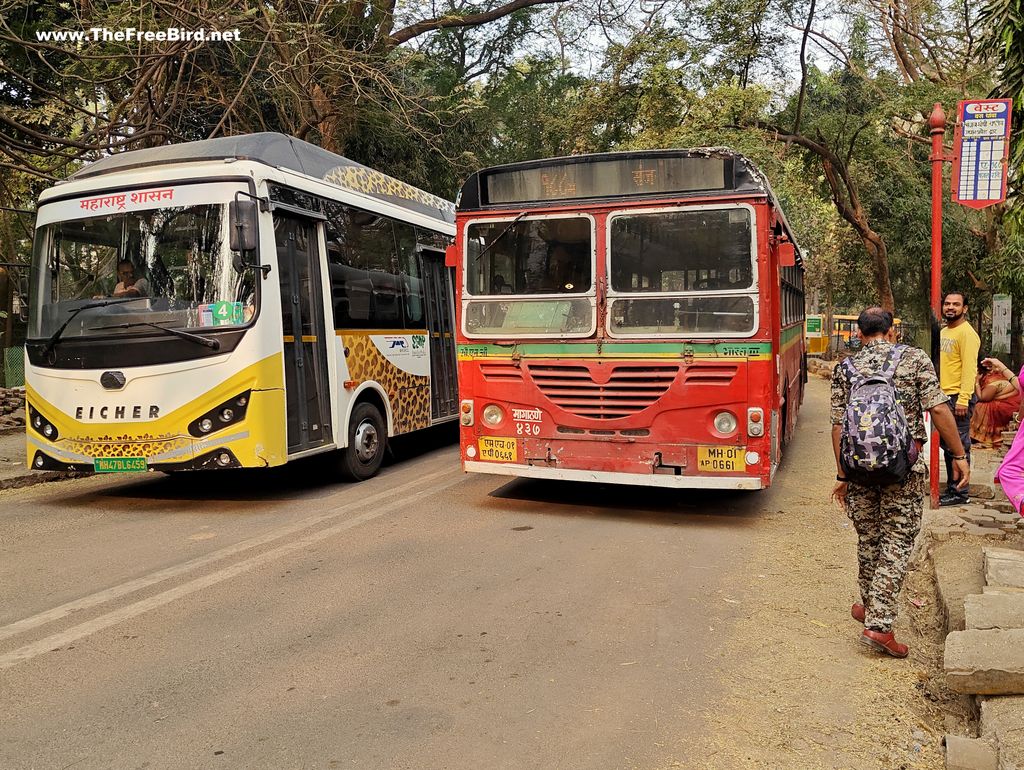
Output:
[484,156,729,204]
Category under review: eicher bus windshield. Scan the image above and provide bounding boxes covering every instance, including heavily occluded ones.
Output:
[462,215,595,337]
[30,202,256,341]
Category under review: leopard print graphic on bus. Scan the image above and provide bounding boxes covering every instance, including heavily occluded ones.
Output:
[64,433,189,458]
[323,166,455,219]
[342,333,431,435]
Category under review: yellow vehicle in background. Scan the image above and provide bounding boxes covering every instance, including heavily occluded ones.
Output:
[806,314,902,355]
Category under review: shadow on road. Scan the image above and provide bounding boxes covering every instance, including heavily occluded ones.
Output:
[486,476,764,527]
[51,422,460,506]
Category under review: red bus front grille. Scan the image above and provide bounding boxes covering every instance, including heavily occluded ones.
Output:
[479,363,524,382]
[527,364,680,419]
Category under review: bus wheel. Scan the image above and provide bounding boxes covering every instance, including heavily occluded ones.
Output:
[340,402,386,481]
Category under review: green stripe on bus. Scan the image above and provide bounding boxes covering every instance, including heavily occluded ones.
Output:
[457,342,773,359]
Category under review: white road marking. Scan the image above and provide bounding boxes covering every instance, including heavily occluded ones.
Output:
[0,472,463,670]
[0,465,459,648]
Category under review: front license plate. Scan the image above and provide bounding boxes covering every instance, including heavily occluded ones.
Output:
[697,446,743,473]
[478,437,518,463]
[94,457,148,473]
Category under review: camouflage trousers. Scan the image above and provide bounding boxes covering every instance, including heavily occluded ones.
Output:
[846,469,925,633]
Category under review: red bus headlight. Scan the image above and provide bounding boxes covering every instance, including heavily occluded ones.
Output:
[714,411,738,435]
[482,404,504,426]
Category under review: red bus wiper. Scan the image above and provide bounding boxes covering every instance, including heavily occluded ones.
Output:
[475,211,528,262]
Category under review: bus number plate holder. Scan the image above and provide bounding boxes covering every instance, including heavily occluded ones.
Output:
[478,437,517,462]
[696,447,743,473]
[94,457,148,473]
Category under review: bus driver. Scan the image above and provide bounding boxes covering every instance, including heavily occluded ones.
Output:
[113,260,149,298]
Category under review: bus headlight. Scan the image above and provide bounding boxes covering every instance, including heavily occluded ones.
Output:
[28,404,59,441]
[482,404,504,426]
[188,390,251,438]
[714,411,737,435]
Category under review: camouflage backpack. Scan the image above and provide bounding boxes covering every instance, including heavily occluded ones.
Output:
[839,345,918,486]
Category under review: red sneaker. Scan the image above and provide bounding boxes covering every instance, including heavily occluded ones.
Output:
[851,603,865,623]
[860,629,909,658]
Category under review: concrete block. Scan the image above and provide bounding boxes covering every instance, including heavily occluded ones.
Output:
[979,696,1024,769]
[964,513,998,525]
[971,485,997,500]
[965,593,1024,630]
[985,501,1019,515]
[933,541,987,632]
[985,547,1024,588]
[945,734,997,770]
[967,524,1008,539]
[945,629,1024,694]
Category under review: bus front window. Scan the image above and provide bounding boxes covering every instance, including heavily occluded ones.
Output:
[30,203,256,342]
[463,216,595,337]
[608,207,757,336]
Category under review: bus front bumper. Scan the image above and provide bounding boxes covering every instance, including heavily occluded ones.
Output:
[463,460,764,490]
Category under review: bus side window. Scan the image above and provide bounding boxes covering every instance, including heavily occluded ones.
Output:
[324,203,402,330]
[396,222,424,326]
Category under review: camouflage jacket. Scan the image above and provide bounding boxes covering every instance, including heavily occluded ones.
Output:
[829,340,947,442]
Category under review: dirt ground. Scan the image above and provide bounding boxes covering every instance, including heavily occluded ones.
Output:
[664,377,973,770]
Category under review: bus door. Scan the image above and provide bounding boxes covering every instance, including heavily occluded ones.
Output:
[419,247,458,420]
[274,212,331,452]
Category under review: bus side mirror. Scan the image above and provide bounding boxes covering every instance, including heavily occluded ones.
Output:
[778,242,796,267]
[445,244,458,268]
[229,199,258,252]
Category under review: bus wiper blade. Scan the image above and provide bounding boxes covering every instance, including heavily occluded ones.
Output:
[87,321,221,350]
[475,211,528,262]
[41,297,143,357]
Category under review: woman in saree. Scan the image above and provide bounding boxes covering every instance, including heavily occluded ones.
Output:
[970,358,1021,448]
[985,358,1024,514]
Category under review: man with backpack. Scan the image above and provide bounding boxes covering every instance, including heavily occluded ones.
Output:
[830,307,970,657]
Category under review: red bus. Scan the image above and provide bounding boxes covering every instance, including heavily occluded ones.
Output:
[448,150,805,489]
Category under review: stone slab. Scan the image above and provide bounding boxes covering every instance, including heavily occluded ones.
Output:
[986,501,1019,515]
[945,735,997,770]
[984,586,1024,595]
[965,593,1024,630]
[933,541,987,633]
[985,547,1024,588]
[979,696,1024,769]
[945,629,1024,694]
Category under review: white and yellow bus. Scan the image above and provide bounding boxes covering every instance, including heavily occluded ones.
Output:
[25,133,458,480]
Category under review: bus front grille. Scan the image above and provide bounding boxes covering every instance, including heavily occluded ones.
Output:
[527,363,679,419]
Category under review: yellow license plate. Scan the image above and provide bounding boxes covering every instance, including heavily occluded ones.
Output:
[697,446,743,472]
[478,436,518,462]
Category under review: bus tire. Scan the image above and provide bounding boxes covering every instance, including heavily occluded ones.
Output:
[340,402,386,481]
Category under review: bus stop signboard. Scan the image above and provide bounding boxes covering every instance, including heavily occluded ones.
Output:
[952,99,1013,209]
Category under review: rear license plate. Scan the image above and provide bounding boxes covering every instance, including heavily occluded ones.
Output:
[94,457,148,473]
[697,446,743,472]
[478,437,518,463]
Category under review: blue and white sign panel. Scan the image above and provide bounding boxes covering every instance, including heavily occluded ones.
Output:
[952,99,1013,209]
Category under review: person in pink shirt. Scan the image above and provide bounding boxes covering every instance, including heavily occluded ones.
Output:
[986,356,1024,515]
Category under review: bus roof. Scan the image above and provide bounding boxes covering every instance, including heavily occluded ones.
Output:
[67,132,455,225]
[458,148,801,262]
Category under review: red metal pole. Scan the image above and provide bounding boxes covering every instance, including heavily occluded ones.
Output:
[929,103,946,509]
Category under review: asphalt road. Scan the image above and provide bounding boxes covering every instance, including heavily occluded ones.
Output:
[0,414,789,769]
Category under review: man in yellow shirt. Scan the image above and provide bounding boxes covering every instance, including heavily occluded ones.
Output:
[939,291,981,505]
